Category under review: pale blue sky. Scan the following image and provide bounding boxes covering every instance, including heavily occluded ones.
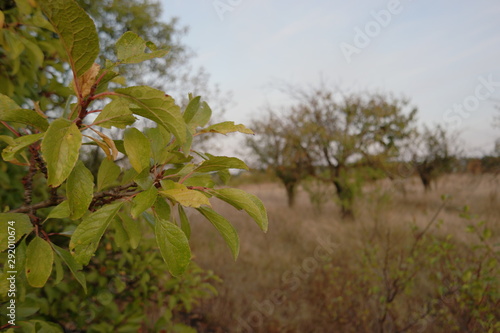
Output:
[162,0,500,156]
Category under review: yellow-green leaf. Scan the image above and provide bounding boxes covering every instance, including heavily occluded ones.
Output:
[93,99,136,129]
[26,236,53,288]
[178,205,191,239]
[69,202,123,265]
[197,207,239,260]
[0,94,49,130]
[115,31,169,64]
[40,0,99,77]
[160,182,210,208]
[155,218,191,276]
[97,158,120,191]
[123,127,151,173]
[116,86,187,146]
[144,126,172,164]
[0,213,33,252]
[52,244,87,293]
[183,96,212,130]
[152,197,171,220]
[1,133,44,162]
[199,121,254,135]
[41,118,82,187]
[194,155,248,173]
[131,186,158,219]
[211,188,268,232]
[66,160,94,220]
[45,201,70,220]
[0,11,4,30]
[118,213,141,249]
[20,37,44,69]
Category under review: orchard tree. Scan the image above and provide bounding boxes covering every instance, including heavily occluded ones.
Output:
[412,124,459,191]
[247,110,314,207]
[248,86,417,218]
[296,89,416,218]
[0,0,267,331]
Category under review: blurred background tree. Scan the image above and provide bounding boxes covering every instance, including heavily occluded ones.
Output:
[247,110,314,207]
[411,124,460,191]
[247,86,417,218]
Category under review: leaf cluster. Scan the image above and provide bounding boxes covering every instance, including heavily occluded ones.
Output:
[0,0,267,330]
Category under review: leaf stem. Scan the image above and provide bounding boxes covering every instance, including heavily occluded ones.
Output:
[1,121,21,137]
[90,91,119,100]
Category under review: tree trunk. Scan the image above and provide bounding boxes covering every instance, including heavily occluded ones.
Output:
[417,166,433,192]
[284,181,297,207]
[333,179,354,219]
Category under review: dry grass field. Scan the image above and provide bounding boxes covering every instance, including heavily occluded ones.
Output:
[185,173,499,333]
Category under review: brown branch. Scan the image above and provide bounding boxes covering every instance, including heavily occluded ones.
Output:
[9,183,137,215]
[89,183,138,211]
[9,197,64,214]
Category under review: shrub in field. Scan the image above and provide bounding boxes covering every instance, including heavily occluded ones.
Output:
[314,204,499,332]
[0,0,267,330]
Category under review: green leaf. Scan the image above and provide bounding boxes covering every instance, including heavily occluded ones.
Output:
[199,121,254,135]
[20,37,45,69]
[45,201,70,220]
[40,0,99,77]
[155,218,191,276]
[69,202,123,265]
[41,118,82,187]
[152,197,171,220]
[118,213,142,249]
[197,207,239,260]
[134,167,154,190]
[483,228,492,240]
[115,86,187,146]
[0,135,15,146]
[1,133,44,162]
[0,94,49,131]
[123,127,151,173]
[66,160,94,220]
[113,217,129,249]
[53,253,64,284]
[131,186,158,219]
[14,0,32,15]
[93,99,136,129]
[52,244,87,293]
[0,213,33,252]
[178,205,191,239]
[26,236,54,288]
[217,169,231,185]
[211,188,268,232]
[194,155,248,173]
[3,30,25,59]
[31,320,64,333]
[160,182,210,208]
[145,126,172,164]
[183,174,215,188]
[183,96,212,130]
[115,31,169,64]
[97,158,120,191]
